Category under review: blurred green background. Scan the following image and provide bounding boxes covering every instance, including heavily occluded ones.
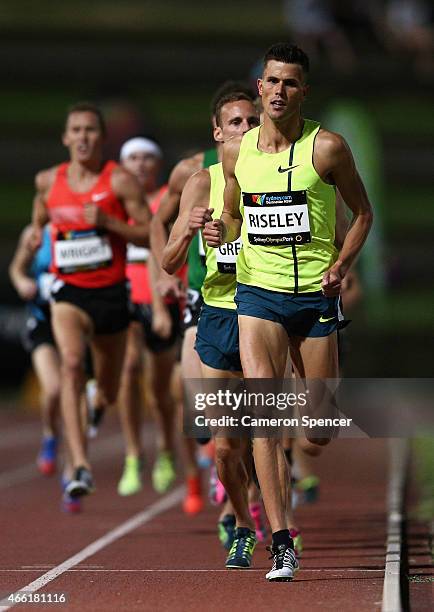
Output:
[0,0,433,383]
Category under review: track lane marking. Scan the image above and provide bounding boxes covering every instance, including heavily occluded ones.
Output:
[0,486,184,611]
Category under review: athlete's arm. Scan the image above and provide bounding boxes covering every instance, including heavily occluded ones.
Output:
[335,189,350,250]
[31,169,52,248]
[204,138,242,248]
[9,225,38,301]
[151,156,202,297]
[314,131,373,296]
[84,168,151,246]
[162,168,212,275]
[147,254,173,339]
[151,155,202,267]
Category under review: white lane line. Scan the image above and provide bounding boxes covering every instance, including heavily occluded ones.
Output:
[0,486,184,611]
[0,433,123,491]
[381,439,409,612]
[0,568,385,573]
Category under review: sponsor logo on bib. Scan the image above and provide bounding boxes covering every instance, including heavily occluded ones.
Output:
[243,190,311,246]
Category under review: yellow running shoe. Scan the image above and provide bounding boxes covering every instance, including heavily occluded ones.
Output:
[117,455,143,496]
[152,451,176,493]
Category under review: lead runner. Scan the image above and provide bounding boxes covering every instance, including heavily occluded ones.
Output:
[204,42,373,581]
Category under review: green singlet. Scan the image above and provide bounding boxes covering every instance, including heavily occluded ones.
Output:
[187,148,219,291]
[235,119,338,294]
[201,163,242,310]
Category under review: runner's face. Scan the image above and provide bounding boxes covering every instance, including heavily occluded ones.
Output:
[63,112,104,163]
[258,61,307,122]
[214,100,259,143]
[122,152,160,188]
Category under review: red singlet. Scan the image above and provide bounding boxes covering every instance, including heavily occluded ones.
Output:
[47,161,127,288]
[126,185,187,305]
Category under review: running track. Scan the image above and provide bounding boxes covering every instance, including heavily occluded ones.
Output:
[0,405,399,611]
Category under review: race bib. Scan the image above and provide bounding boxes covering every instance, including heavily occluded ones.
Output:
[215,237,242,274]
[243,191,311,246]
[127,243,149,264]
[38,272,56,302]
[54,230,113,274]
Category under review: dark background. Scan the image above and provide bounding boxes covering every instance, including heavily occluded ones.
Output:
[0,0,433,386]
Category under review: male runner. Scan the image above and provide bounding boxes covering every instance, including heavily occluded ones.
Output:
[9,224,60,476]
[30,102,150,498]
[162,92,260,566]
[152,82,255,514]
[204,43,373,581]
[117,136,184,496]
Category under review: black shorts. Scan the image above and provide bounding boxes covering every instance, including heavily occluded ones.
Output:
[51,281,129,335]
[183,289,204,330]
[22,315,55,353]
[131,302,181,353]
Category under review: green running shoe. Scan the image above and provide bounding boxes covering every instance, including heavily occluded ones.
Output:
[117,455,143,496]
[152,451,176,493]
[225,528,256,569]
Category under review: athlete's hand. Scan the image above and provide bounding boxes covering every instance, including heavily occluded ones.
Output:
[321,266,343,297]
[16,278,37,301]
[152,305,172,340]
[188,207,214,235]
[83,203,109,228]
[203,219,226,248]
[157,271,186,300]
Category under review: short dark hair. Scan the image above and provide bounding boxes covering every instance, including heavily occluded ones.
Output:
[210,81,255,119]
[214,92,256,127]
[263,43,309,76]
[65,102,106,135]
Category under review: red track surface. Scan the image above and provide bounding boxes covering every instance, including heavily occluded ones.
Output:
[0,407,394,611]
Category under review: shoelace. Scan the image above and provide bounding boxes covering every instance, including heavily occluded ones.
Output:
[229,534,255,559]
[266,544,295,570]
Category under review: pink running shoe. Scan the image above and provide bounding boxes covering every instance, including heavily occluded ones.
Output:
[249,502,267,542]
[209,465,227,505]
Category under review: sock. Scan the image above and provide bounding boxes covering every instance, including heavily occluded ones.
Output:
[272,529,292,548]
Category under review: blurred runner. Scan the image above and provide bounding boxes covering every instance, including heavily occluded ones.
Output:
[117,136,185,496]
[9,224,59,476]
[152,81,254,515]
[30,102,150,500]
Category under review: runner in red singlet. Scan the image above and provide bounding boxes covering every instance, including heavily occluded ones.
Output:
[30,102,150,500]
[117,137,186,496]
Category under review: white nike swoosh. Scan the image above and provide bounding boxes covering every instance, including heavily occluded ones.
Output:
[92,191,110,202]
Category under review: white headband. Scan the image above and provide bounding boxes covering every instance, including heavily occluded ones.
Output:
[120,137,163,161]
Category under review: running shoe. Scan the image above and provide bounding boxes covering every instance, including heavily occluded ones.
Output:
[218,514,236,550]
[152,451,176,493]
[183,475,204,515]
[86,379,105,438]
[225,528,257,569]
[265,543,299,581]
[296,475,320,504]
[117,455,143,496]
[289,528,303,558]
[65,466,95,498]
[249,502,267,542]
[209,465,227,505]
[60,476,82,513]
[37,435,58,476]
